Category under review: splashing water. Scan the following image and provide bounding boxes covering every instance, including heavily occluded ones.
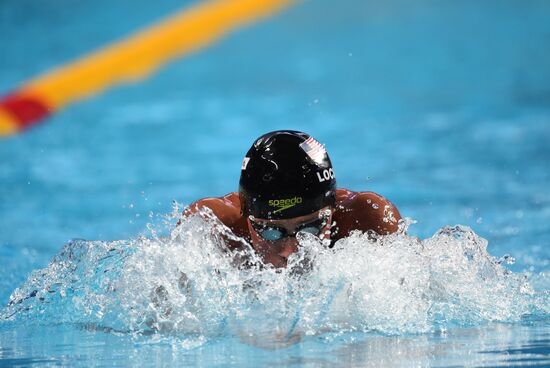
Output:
[1,209,548,348]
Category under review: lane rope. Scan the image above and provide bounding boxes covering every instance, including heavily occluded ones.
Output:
[0,0,294,137]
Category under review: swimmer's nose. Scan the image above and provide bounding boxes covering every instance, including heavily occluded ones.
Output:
[278,238,298,259]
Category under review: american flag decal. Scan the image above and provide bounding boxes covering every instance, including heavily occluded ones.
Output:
[241,157,250,170]
[299,137,326,164]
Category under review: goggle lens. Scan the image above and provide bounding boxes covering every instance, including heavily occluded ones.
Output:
[258,227,285,241]
[298,226,321,236]
[251,216,327,241]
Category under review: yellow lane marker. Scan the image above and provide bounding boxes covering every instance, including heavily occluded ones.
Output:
[0,110,19,136]
[1,0,295,136]
[26,0,295,109]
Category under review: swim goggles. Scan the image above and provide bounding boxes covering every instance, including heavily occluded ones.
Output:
[249,213,330,241]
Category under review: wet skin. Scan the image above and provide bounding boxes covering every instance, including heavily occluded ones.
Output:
[183,188,401,268]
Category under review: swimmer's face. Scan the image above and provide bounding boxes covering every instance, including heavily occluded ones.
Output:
[247,207,333,268]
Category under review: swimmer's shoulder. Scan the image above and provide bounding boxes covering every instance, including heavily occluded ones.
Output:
[335,188,393,206]
[185,192,249,239]
[333,188,401,238]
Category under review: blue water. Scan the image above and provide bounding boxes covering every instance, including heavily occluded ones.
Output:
[1,0,550,366]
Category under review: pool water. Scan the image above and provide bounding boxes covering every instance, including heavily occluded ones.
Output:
[1,0,549,366]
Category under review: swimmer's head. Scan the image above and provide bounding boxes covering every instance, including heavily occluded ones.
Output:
[239,130,337,220]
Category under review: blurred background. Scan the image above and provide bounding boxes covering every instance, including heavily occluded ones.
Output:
[1,0,549,304]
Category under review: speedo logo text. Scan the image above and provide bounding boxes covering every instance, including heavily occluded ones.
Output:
[268,197,303,213]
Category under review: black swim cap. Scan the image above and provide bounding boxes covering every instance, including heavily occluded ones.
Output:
[239,130,336,219]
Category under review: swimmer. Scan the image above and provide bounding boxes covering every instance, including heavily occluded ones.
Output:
[184,130,401,268]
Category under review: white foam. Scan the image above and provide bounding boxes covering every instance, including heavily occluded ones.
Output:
[2,210,548,348]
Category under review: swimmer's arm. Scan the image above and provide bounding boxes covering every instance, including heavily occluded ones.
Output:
[352,192,401,234]
[181,192,241,229]
[180,193,249,248]
[335,190,401,236]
